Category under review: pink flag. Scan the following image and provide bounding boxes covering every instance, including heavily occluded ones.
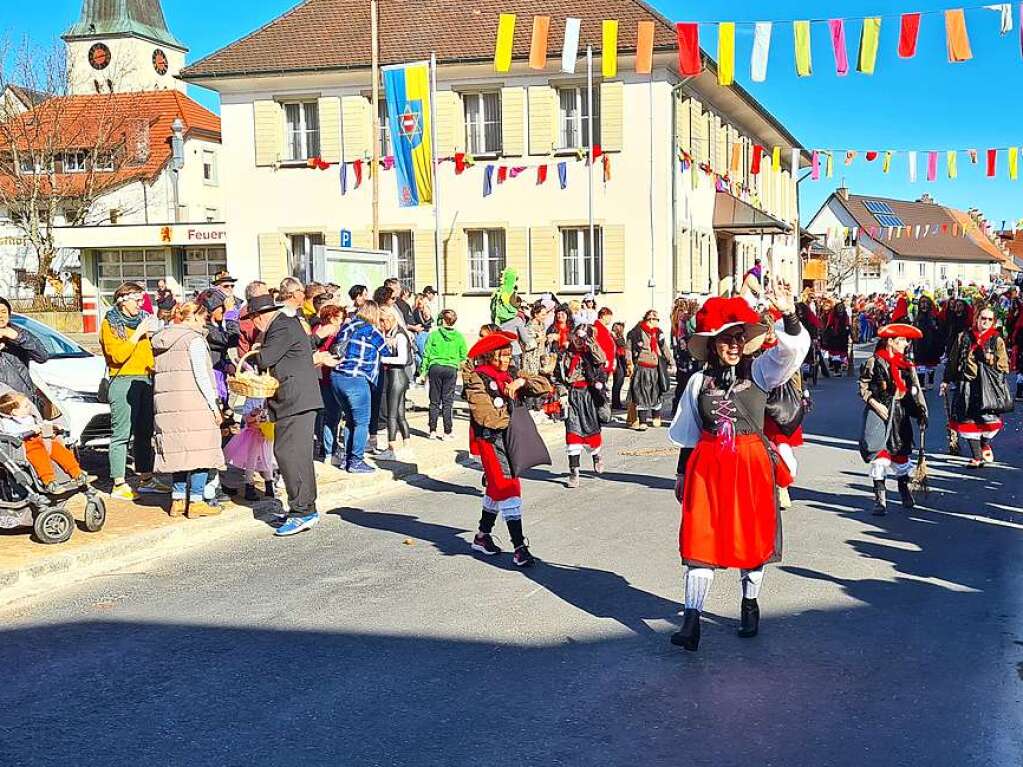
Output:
[927,151,938,181]
[828,19,849,76]
[811,151,820,180]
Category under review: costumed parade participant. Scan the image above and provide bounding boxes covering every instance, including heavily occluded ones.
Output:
[858,324,928,516]
[463,331,554,567]
[554,325,610,488]
[627,310,673,430]
[912,295,944,391]
[668,282,809,652]
[740,258,765,308]
[821,298,851,375]
[942,306,1011,468]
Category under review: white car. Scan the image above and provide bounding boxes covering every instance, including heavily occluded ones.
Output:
[10,315,111,448]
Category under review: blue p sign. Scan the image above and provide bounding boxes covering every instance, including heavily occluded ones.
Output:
[340,229,353,248]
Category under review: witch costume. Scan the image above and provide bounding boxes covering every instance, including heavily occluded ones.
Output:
[943,324,1010,466]
[554,325,610,487]
[626,319,672,427]
[668,296,809,652]
[913,297,945,389]
[858,324,928,515]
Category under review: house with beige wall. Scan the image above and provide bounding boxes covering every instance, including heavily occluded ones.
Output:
[182,0,805,328]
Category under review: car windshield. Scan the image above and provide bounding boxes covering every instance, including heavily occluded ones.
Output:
[10,315,91,358]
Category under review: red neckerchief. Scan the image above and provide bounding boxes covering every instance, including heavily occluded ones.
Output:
[567,352,583,377]
[475,364,513,395]
[555,322,570,349]
[640,322,660,353]
[876,347,912,396]
[969,326,998,354]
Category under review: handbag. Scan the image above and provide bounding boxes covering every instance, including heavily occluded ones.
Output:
[978,363,1013,415]
[97,377,111,405]
[765,379,806,436]
[503,401,551,477]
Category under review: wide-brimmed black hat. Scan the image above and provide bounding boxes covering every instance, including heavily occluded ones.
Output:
[212,271,237,286]
[240,294,278,319]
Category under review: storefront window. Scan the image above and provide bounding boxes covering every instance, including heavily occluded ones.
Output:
[183,247,228,296]
[96,249,168,304]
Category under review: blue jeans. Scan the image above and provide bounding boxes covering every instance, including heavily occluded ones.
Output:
[172,470,208,501]
[319,380,342,459]
[415,331,429,360]
[332,373,371,464]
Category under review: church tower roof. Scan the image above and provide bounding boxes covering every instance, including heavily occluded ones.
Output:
[63,0,186,51]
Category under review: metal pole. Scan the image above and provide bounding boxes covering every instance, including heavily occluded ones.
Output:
[587,46,596,299]
[430,52,444,307]
[370,0,380,247]
[648,76,655,308]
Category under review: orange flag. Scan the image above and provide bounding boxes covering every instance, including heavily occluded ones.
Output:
[945,9,973,63]
[529,16,550,70]
[636,21,655,74]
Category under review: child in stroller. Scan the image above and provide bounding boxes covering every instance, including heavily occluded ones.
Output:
[0,391,105,544]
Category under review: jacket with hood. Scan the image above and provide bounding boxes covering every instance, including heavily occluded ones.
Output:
[420,326,468,376]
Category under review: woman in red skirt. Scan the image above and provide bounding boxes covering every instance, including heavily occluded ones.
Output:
[668,282,809,651]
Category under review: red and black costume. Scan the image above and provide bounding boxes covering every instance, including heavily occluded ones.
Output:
[554,325,610,486]
[943,324,1010,465]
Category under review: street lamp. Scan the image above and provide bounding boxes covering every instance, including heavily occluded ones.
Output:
[170,117,185,223]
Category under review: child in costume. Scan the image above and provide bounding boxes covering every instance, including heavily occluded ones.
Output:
[224,398,276,501]
[554,324,610,488]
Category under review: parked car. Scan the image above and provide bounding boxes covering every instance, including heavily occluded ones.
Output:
[9,315,111,448]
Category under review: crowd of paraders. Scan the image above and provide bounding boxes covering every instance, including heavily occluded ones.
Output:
[0,259,1017,651]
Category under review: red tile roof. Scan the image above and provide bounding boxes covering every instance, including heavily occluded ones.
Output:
[181,0,678,79]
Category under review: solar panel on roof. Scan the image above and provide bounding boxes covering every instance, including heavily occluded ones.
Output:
[864,200,895,215]
[875,214,905,227]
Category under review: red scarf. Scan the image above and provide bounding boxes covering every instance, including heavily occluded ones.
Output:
[555,322,570,349]
[475,364,513,395]
[876,347,912,396]
[969,326,998,354]
[640,322,660,354]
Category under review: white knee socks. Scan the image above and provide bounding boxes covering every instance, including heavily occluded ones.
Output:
[741,568,765,600]
[684,567,715,612]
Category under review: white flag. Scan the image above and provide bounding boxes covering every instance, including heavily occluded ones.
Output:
[751,22,773,82]
[908,151,918,183]
[790,147,801,176]
[984,4,1013,34]
[562,18,581,73]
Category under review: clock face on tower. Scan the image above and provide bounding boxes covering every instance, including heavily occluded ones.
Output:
[152,49,169,76]
[88,43,111,71]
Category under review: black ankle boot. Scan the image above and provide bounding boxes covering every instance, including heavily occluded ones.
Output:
[872,479,887,516]
[897,477,915,509]
[738,598,760,638]
[670,609,701,651]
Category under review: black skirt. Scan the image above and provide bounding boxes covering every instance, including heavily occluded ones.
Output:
[566,387,603,438]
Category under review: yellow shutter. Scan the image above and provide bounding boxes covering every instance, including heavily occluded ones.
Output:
[258,233,288,285]
[324,229,340,247]
[529,227,558,293]
[505,227,528,284]
[414,229,437,290]
[501,87,525,157]
[341,96,372,160]
[690,101,705,163]
[528,86,558,156]
[434,91,465,157]
[674,96,691,151]
[599,81,624,152]
[253,100,283,167]
[602,225,626,293]
[444,229,467,295]
[715,118,728,174]
[318,97,342,163]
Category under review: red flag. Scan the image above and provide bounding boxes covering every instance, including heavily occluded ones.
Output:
[751,145,764,174]
[591,144,603,162]
[497,166,508,184]
[537,165,548,185]
[676,23,702,76]
[987,149,998,177]
[941,223,949,234]
[353,159,363,187]
[898,13,922,58]
[865,151,879,162]
[454,153,467,175]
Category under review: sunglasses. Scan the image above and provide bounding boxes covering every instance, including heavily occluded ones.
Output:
[717,332,745,347]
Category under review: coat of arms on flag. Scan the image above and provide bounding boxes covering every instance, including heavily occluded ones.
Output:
[383,63,434,207]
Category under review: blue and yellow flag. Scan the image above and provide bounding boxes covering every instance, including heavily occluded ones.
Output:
[383,63,434,207]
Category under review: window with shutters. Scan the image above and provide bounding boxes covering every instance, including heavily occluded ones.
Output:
[288,233,325,283]
[467,229,506,291]
[557,87,600,150]
[376,98,393,157]
[919,262,926,277]
[561,227,603,290]
[283,101,321,161]
[203,149,218,185]
[379,231,415,288]
[463,92,502,155]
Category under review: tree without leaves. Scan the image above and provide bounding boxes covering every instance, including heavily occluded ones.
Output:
[0,37,149,294]
[826,243,875,294]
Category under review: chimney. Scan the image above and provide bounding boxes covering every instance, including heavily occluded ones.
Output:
[836,186,849,201]
[917,193,933,204]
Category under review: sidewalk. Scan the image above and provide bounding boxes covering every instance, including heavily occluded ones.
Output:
[0,387,565,611]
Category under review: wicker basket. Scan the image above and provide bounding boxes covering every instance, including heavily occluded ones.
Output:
[227,350,280,399]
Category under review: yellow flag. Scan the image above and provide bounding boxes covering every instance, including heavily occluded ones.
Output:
[882,150,892,173]
[794,21,813,77]
[1010,147,1019,180]
[718,22,736,86]
[602,20,619,78]
[826,151,834,178]
[772,146,781,172]
[947,150,958,179]
[858,17,882,74]
[494,14,516,73]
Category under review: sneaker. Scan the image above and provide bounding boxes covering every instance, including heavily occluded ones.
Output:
[631,422,648,432]
[442,433,456,442]
[982,448,995,464]
[110,483,138,501]
[186,501,222,519]
[566,470,580,489]
[374,449,398,461]
[471,532,503,556]
[137,477,171,495]
[592,455,605,475]
[274,511,320,537]
[347,459,376,475]
[168,499,187,517]
[512,544,536,568]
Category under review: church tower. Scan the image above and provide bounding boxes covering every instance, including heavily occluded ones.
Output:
[63,0,188,95]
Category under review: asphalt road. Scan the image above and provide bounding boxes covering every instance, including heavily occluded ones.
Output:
[2,357,1022,767]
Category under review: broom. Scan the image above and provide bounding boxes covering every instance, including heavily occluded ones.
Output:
[911,425,929,495]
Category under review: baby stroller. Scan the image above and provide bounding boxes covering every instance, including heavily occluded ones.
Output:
[0,432,106,544]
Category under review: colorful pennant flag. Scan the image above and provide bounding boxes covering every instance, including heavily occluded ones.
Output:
[947,150,958,178]
[558,161,568,189]
[985,3,1013,34]
[844,150,857,166]
[494,14,516,73]
[602,20,619,78]
[636,20,654,74]
[829,19,849,76]
[899,13,922,57]
[751,22,772,82]
[1010,147,1019,179]
[529,16,550,70]
[603,154,612,182]
[537,164,548,185]
[794,20,813,76]
[946,9,974,62]
[731,144,742,172]
[882,151,893,173]
[969,148,979,164]
[562,17,581,74]
[987,148,998,176]
[865,151,879,161]
[677,23,701,75]
[752,145,764,174]
[811,150,820,180]
[791,148,801,177]
[772,146,781,172]
[858,17,882,74]
[825,151,834,178]
[497,166,508,184]
[718,22,736,85]
[927,151,938,181]
[483,165,494,197]
[908,150,918,182]
[339,162,347,195]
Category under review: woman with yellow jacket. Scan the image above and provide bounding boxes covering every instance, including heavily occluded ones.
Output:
[99,282,168,501]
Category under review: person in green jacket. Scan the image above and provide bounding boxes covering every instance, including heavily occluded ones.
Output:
[419,309,468,440]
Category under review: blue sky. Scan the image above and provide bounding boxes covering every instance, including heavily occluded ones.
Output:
[5,1,1022,227]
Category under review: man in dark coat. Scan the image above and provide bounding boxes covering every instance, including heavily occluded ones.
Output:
[248,278,326,537]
